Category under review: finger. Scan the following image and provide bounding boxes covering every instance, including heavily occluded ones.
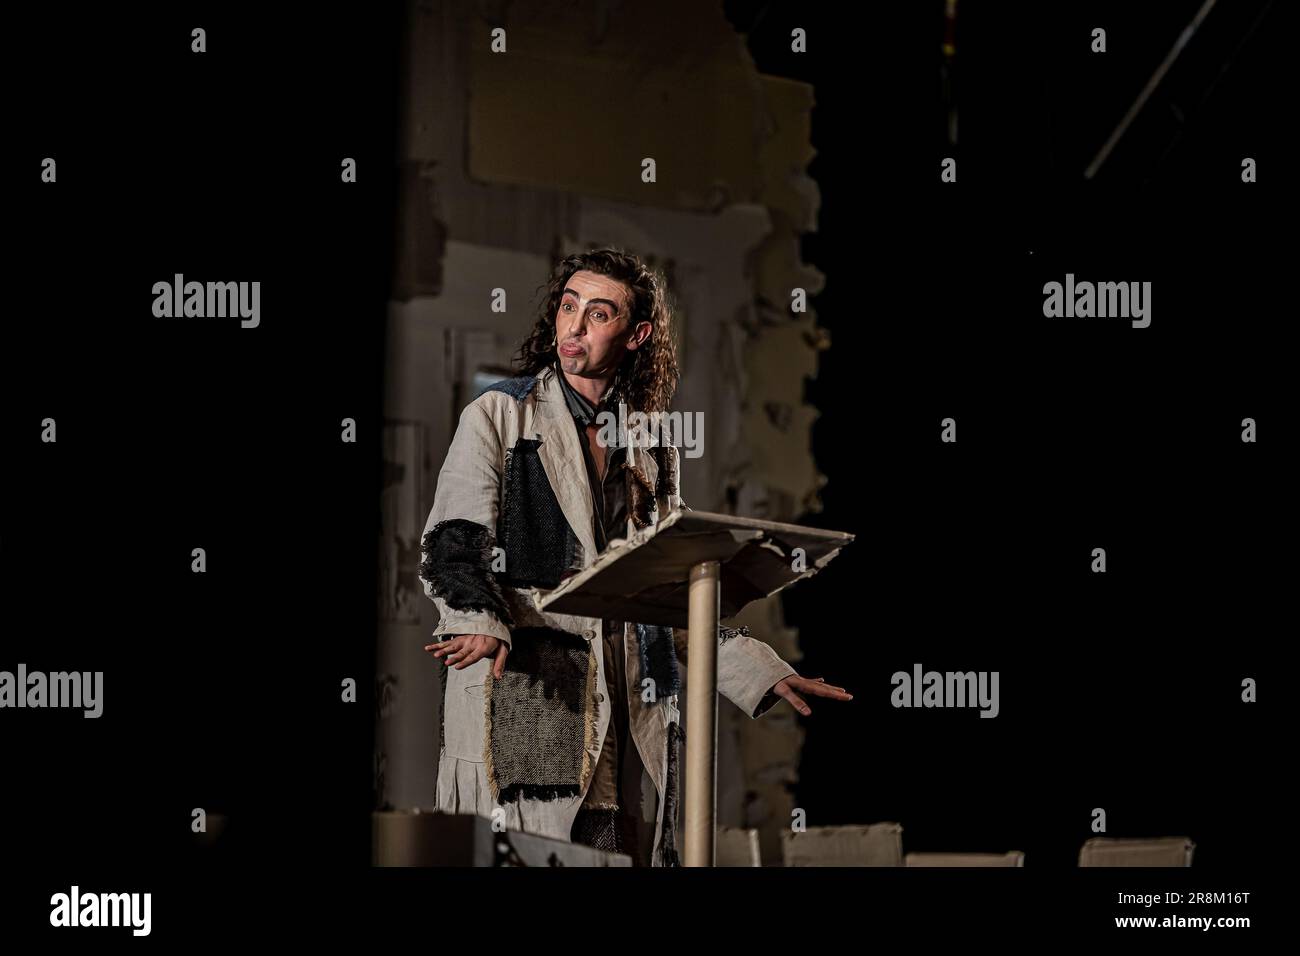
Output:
[777,686,810,716]
[792,676,824,687]
[449,642,486,671]
[806,681,851,699]
[492,643,508,680]
[794,675,847,694]
[455,647,488,670]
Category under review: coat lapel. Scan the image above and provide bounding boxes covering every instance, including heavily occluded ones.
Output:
[529,367,599,568]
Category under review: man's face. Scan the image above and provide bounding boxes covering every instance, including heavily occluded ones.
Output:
[555,270,650,378]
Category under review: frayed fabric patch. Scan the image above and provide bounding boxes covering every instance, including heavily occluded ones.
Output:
[570,807,624,855]
[719,624,750,646]
[625,459,657,530]
[659,721,686,867]
[636,623,680,704]
[653,443,678,499]
[420,519,515,627]
[484,627,599,805]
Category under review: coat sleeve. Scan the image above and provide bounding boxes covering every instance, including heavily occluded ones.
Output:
[673,624,797,719]
[418,397,515,650]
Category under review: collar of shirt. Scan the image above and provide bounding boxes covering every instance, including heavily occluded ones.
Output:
[554,360,617,428]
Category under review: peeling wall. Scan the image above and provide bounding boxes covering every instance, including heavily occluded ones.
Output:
[379,0,824,862]
[466,3,768,210]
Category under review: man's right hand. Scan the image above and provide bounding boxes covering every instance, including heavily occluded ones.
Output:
[424,634,509,678]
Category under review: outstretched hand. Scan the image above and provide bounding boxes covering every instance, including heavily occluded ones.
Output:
[771,675,852,716]
[425,634,509,679]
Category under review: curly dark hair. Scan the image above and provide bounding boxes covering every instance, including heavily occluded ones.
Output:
[512,248,680,414]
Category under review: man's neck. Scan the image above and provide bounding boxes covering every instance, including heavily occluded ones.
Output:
[560,367,611,407]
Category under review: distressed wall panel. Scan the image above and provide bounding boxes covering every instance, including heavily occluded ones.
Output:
[467,2,767,210]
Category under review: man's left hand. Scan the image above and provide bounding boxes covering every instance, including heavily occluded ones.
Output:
[771,675,852,716]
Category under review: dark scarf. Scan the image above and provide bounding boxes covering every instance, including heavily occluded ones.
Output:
[554,360,612,426]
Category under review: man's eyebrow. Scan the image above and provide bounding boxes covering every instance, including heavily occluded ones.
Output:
[561,287,621,314]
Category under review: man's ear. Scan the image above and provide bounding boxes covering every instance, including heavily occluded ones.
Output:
[626,320,652,350]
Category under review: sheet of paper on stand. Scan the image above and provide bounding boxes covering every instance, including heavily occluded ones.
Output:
[536,509,853,628]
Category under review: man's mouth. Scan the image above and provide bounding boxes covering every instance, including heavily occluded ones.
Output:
[559,341,585,356]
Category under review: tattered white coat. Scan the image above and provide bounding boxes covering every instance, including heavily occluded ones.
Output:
[420,365,794,864]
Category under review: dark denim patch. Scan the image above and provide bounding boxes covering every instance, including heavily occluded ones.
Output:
[636,623,681,702]
[498,437,578,589]
[477,374,539,401]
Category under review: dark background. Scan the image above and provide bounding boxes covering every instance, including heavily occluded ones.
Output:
[5,0,399,878]
[3,0,1283,938]
[758,0,1285,874]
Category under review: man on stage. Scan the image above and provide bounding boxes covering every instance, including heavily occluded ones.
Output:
[418,248,851,865]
